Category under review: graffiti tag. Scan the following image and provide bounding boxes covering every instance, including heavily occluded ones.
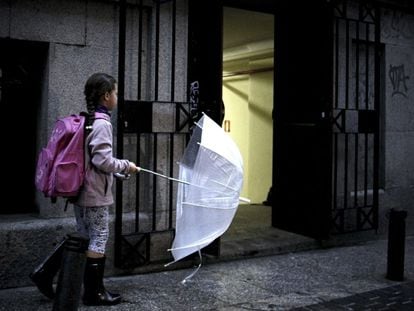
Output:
[389,64,410,98]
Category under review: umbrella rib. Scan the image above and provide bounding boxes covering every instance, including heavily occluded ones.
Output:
[182,201,237,209]
[139,168,238,194]
[194,121,203,129]
[140,168,240,198]
[197,142,242,172]
[209,179,238,192]
[184,181,238,194]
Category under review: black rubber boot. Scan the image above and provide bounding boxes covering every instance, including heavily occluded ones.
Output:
[29,239,66,299]
[82,256,121,306]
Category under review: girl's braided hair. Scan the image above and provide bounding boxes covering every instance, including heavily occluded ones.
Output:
[83,72,116,129]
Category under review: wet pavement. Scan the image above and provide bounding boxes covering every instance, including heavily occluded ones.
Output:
[0,236,412,310]
[292,281,414,310]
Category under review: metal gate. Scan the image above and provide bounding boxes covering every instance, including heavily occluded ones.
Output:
[114,0,192,269]
[331,0,381,233]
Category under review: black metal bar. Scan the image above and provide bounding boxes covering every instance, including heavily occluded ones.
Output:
[364,133,368,207]
[135,132,141,233]
[355,20,360,110]
[373,4,381,230]
[345,19,349,109]
[335,18,339,109]
[169,133,174,229]
[171,0,179,131]
[152,134,158,231]
[365,23,369,110]
[171,0,176,102]
[333,132,338,210]
[344,133,349,210]
[154,0,160,101]
[354,133,359,208]
[355,134,362,230]
[146,232,151,263]
[327,1,334,229]
[115,0,127,268]
[138,0,143,100]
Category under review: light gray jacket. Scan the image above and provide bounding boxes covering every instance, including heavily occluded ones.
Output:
[75,113,130,207]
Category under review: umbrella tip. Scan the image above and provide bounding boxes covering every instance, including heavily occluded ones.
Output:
[239,197,251,204]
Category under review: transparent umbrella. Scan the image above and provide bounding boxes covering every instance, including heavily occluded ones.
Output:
[163,113,249,282]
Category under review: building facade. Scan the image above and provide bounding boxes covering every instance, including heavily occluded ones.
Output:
[0,0,413,289]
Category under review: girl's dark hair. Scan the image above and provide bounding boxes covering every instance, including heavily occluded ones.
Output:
[84,72,116,127]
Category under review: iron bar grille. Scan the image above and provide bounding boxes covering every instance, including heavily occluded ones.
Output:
[331,0,381,234]
[115,0,193,269]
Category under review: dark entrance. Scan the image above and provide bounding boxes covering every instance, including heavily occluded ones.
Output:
[272,1,381,238]
[0,39,48,214]
[272,2,333,239]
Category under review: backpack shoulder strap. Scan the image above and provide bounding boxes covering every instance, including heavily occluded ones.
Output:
[78,111,109,135]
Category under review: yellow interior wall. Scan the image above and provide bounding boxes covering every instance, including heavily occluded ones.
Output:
[223,71,273,203]
[248,71,273,203]
[222,76,250,199]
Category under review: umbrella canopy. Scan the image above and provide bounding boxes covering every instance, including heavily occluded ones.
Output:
[169,113,245,264]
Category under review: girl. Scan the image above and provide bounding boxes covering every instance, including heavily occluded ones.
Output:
[30,72,139,306]
[75,72,139,306]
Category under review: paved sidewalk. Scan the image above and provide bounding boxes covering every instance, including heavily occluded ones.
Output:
[0,236,412,310]
[292,281,414,310]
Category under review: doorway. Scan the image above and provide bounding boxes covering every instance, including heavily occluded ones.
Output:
[0,39,48,214]
[221,5,281,253]
[220,1,334,253]
[222,6,274,205]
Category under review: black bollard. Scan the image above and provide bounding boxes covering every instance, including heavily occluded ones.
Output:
[386,208,407,281]
[53,233,89,311]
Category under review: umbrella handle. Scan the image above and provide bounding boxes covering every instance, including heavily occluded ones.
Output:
[114,172,131,180]
[139,167,190,185]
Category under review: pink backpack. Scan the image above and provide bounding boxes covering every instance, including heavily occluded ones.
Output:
[35,112,104,203]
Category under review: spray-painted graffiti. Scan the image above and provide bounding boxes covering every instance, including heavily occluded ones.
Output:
[389,64,410,98]
[189,80,201,126]
[190,81,199,107]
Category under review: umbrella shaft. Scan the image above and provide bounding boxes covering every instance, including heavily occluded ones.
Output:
[139,167,190,185]
[139,168,250,203]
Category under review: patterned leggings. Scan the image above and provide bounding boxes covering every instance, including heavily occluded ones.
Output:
[73,205,109,254]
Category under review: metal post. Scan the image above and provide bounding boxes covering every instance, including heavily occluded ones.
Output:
[53,233,89,311]
[386,208,407,281]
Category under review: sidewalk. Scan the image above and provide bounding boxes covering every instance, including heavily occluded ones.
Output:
[0,236,412,310]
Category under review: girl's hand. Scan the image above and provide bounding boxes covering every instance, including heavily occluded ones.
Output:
[129,162,141,173]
